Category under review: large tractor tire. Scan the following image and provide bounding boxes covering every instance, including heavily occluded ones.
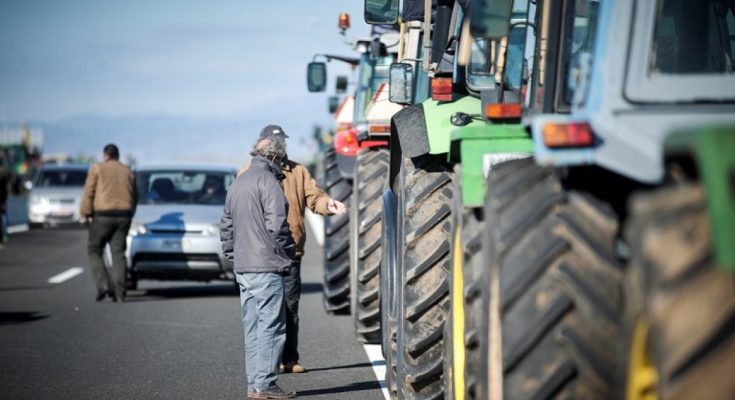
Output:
[351,147,389,343]
[457,209,484,400]
[380,152,404,399]
[479,158,623,400]
[445,167,485,400]
[323,148,352,314]
[398,155,453,400]
[623,184,735,400]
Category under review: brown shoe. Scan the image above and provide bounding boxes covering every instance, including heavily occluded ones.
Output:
[282,362,305,373]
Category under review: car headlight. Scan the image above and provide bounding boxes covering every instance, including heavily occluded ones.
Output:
[128,222,148,237]
[204,223,220,236]
[30,195,50,205]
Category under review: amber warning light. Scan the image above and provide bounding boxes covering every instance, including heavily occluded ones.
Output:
[543,122,594,148]
[338,13,351,31]
[485,103,522,120]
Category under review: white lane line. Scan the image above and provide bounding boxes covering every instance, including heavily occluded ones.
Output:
[48,267,84,284]
[363,344,390,400]
[8,224,29,234]
[305,210,324,246]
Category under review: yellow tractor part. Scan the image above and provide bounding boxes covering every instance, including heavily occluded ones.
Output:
[452,228,466,400]
[626,318,658,400]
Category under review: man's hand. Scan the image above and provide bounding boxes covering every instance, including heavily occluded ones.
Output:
[327,198,347,215]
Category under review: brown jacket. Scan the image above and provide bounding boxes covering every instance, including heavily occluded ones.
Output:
[80,160,137,217]
[239,159,331,257]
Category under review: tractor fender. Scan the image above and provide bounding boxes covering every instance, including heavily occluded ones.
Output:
[391,104,430,159]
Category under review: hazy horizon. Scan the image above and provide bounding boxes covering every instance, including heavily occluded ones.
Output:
[0,0,370,165]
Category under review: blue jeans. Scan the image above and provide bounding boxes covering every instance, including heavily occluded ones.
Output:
[236,272,286,391]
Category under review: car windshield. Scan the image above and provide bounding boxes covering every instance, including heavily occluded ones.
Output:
[136,170,235,205]
[650,0,735,75]
[35,169,88,187]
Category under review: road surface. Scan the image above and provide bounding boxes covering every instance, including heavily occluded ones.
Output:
[0,221,385,400]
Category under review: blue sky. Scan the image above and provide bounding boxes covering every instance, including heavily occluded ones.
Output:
[0,1,369,165]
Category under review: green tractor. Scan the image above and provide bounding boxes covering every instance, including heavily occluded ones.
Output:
[364,0,540,398]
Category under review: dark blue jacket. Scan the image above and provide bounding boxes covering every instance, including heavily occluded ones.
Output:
[220,156,295,273]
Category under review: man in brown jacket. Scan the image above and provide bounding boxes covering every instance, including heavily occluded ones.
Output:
[240,125,346,373]
[80,144,137,302]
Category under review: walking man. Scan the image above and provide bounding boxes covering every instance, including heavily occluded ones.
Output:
[80,144,137,302]
[239,124,346,373]
[221,136,297,399]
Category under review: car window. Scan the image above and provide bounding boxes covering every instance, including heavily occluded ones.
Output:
[35,169,88,187]
[136,170,235,205]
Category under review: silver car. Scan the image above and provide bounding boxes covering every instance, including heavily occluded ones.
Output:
[27,164,89,226]
[125,164,236,288]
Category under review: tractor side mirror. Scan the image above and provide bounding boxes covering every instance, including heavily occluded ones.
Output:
[389,63,413,105]
[335,76,348,94]
[471,0,512,39]
[328,96,340,113]
[364,0,399,25]
[307,62,327,93]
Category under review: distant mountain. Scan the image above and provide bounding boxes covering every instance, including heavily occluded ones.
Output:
[32,93,332,167]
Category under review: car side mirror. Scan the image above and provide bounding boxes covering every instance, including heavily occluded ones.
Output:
[307,62,327,93]
[389,63,413,105]
[471,0,512,39]
[328,96,340,113]
[364,0,399,25]
[335,76,348,94]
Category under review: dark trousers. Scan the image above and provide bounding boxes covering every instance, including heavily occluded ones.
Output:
[87,216,131,299]
[282,257,302,364]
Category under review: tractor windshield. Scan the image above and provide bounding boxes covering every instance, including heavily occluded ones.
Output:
[626,0,735,103]
[562,0,600,105]
[353,53,392,125]
[650,0,735,75]
[467,0,532,93]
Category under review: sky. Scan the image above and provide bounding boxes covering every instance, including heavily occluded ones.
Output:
[0,0,370,166]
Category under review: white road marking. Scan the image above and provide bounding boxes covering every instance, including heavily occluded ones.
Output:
[306,211,388,399]
[363,344,390,400]
[305,210,324,246]
[48,267,84,284]
[8,224,29,234]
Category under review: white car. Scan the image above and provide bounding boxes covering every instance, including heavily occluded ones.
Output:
[125,164,237,288]
[27,164,89,226]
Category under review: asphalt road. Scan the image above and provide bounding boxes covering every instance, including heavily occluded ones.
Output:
[0,223,385,400]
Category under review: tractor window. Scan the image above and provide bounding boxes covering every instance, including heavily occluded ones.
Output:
[414,32,431,103]
[505,26,530,90]
[354,53,393,124]
[468,38,497,90]
[650,0,735,75]
[353,54,374,125]
[561,0,600,105]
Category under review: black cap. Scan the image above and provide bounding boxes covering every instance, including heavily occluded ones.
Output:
[259,124,289,139]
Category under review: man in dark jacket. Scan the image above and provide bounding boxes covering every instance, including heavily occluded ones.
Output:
[220,137,296,400]
[238,124,346,373]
